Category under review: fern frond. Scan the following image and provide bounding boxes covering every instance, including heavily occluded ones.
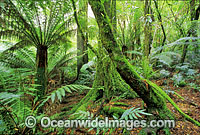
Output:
[49,84,91,103]
[120,107,152,120]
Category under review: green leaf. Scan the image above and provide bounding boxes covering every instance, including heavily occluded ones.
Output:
[135,112,142,118]
[51,93,56,103]
[64,86,72,93]
[125,115,128,121]
[60,88,65,97]
[56,90,62,102]
[129,114,133,120]
[131,113,138,119]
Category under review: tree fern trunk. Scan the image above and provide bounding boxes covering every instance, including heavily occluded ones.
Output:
[36,45,47,99]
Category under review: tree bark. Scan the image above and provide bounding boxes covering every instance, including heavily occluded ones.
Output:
[70,0,200,126]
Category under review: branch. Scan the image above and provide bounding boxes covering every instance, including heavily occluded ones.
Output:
[153,0,166,53]
[71,0,97,55]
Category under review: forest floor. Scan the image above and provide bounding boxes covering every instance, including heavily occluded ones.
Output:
[46,76,200,135]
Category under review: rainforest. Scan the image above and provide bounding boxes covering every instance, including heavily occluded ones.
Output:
[0,0,199,134]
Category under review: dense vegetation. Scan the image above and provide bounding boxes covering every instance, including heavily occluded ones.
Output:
[0,0,199,134]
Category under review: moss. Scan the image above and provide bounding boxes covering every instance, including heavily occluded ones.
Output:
[178,80,186,87]
[113,102,129,107]
[103,106,125,116]
[61,104,74,111]
[77,0,200,127]
[66,87,97,115]
[147,79,200,126]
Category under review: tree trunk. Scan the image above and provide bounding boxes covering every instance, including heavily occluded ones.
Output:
[77,0,88,77]
[67,43,138,115]
[92,0,167,115]
[71,0,199,127]
[88,0,200,126]
[68,0,137,116]
[181,0,199,64]
[153,0,166,54]
[104,0,116,33]
[143,0,153,57]
[36,45,48,99]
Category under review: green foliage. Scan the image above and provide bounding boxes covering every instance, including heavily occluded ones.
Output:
[159,69,170,78]
[0,0,73,48]
[0,68,39,134]
[150,50,181,68]
[71,110,94,120]
[175,64,190,72]
[173,63,198,87]
[189,83,200,92]
[49,84,91,103]
[0,0,200,134]
[0,65,91,134]
[171,73,186,87]
[0,46,76,83]
[120,107,152,120]
[75,107,152,135]
[141,56,157,79]
[0,47,36,69]
[75,60,96,86]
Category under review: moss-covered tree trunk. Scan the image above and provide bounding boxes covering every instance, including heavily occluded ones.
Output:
[143,0,153,57]
[68,45,137,115]
[89,0,165,111]
[69,0,137,115]
[77,0,88,77]
[88,0,200,127]
[71,0,199,127]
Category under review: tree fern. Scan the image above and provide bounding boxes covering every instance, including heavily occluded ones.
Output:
[150,50,181,67]
[0,46,76,82]
[0,0,75,98]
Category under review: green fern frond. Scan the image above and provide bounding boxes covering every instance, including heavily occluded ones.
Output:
[120,107,152,120]
[49,84,91,103]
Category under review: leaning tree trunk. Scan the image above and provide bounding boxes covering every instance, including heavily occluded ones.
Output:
[88,0,200,126]
[36,45,48,99]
